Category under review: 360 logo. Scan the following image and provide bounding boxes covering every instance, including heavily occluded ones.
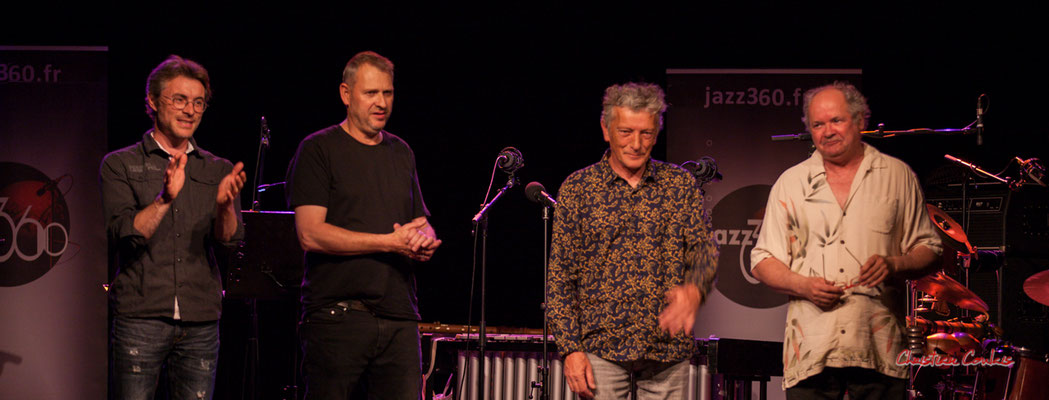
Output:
[711,184,788,308]
[0,162,71,287]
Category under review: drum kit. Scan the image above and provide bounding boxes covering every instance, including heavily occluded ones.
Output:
[907,204,1048,399]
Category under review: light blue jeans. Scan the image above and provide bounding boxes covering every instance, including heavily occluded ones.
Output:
[109,316,220,400]
[585,353,689,400]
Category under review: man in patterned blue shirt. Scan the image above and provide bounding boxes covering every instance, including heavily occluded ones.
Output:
[548,82,719,399]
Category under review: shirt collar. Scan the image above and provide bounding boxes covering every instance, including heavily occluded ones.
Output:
[145,130,199,157]
[598,149,658,186]
[805,142,885,176]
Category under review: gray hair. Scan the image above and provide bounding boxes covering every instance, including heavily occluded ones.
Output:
[600,82,667,131]
[341,51,394,88]
[801,81,870,131]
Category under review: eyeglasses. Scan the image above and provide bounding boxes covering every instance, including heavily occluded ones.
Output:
[161,95,208,113]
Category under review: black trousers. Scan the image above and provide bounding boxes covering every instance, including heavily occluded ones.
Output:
[786,367,906,400]
[300,304,421,400]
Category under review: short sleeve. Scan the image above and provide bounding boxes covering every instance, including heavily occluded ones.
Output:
[407,146,430,219]
[898,168,942,256]
[286,137,331,210]
[750,178,792,271]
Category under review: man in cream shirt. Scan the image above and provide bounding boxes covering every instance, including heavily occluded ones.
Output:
[750,82,941,400]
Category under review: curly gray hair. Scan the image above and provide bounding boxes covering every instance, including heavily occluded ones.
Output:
[601,82,667,131]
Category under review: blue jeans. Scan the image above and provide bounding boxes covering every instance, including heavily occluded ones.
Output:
[300,303,422,400]
[109,316,220,400]
[585,353,689,400]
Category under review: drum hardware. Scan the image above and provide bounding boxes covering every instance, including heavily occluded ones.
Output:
[916,272,990,314]
[916,295,952,316]
[907,324,927,357]
[971,344,1048,400]
[926,332,984,361]
[928,203,977,256]
[907,316,989,339]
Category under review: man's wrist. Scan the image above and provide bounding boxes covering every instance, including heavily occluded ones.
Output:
[155,192,173,206]
[888,255,902,274]
[215,199,235,213]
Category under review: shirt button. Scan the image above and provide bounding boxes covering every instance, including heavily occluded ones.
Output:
[175,233,181,238]
[174,208,179,213]
[840,268,845,273]
[176,258,182,263]
[840,240,845,244]
[841,329,846,334]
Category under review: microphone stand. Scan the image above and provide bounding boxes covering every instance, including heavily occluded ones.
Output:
[943,154,1024,327]
[240,116,270,400]
[471,174,517,400]
[531,205,551,400]
[250,116,271,211]
[771,123,980,141]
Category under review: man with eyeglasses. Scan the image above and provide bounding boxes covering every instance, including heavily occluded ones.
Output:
[750,82,941,399]
[100,54,246,400]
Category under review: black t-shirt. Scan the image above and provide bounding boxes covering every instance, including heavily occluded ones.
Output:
[286,124,429,319]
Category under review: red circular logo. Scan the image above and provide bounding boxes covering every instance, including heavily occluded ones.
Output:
[0,162,71,286]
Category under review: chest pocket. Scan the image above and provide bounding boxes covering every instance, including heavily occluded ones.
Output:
[865,198,898,234]
[188,173,222,204]
[128,172,164,207]
[189,174,221,186]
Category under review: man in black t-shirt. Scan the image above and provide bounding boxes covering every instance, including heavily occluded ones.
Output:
[286,51,441,399]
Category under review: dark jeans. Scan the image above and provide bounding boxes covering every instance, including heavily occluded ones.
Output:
[300,303,422,400]
[109,316,220,400]
[786,367,906,400]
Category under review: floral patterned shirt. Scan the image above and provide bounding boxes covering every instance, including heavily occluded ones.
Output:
[751,144,942,388]
[548,152,718,362]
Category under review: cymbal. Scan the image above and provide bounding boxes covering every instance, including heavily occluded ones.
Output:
[926,332,983,360]
[1023,269,1049,307]
[926,203,975,254]
[915,272,989,313]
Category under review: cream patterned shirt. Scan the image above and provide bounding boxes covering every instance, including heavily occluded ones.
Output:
[751,144,941,389]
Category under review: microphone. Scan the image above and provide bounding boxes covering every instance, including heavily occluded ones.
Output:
[1017,157,1046,187]
[260,116,271,147]
[681,156,722,185]
[496,147,524,174]
[35,174,68,196]
[976,94,986,146]
[36,179,59,196]
[525,181,557,207]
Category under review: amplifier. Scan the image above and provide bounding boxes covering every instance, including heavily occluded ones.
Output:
[924,180,1049,257]
[923,172,1049,354]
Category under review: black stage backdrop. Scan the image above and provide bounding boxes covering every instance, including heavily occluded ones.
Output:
[2,3,1047,399]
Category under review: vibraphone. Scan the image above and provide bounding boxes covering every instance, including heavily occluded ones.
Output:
[424,332,783,400]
